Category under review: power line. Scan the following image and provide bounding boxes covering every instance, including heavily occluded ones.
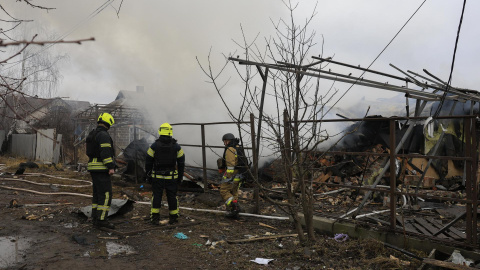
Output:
[433,0,467,118]
[323,0,427,118]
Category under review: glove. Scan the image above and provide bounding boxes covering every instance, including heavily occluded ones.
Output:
[218,168,226,174]
[145,176,152,184]
[176,178,182,186]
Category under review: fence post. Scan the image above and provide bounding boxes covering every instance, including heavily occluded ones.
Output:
[250,113,259,213]
[389,118,396,230]
[465,117,473,244]
[472,117,478,245]
[201,124,207,192]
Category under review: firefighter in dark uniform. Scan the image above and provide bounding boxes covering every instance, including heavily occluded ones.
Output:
[145,123,185,225]
[86,112,116,229]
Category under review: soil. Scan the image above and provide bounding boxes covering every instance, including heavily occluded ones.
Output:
[0,161,425,270]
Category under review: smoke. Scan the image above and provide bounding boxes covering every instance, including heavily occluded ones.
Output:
[3,0,480,168]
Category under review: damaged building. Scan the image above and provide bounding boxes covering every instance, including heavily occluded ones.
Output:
[0,94,90,163]
[73,87,155,182]
[229,55,480,252]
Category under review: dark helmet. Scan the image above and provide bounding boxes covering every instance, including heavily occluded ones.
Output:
[222,133,235,141]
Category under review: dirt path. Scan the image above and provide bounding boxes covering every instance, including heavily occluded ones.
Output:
[0,169,423,270]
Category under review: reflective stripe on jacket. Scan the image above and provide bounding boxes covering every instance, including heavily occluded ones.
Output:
[87,126,115,172]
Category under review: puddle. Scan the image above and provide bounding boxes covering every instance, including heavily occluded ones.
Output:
[84,241,135,259]
[0,236,30,269]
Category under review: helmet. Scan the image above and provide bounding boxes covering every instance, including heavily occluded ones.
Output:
[97,112,115,127]
[222,133,235,141]
[158,123,173,136]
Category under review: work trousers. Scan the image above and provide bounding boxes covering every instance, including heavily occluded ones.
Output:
[151,178,179,216]
[220,180,241,209]
[90,171,113,221]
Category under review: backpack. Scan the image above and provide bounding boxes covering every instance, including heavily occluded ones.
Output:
[235,144,250,173]
[85,128,98,158]
[153,138,177,172]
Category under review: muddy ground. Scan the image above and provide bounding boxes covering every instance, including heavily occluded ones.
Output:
[0,161,426,270]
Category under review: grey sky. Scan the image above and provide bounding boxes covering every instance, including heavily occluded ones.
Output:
[4,1,479,113]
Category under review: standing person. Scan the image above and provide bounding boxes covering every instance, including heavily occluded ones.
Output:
[145,123,185,225]
[218,133,247,218]
[86,112,116,229]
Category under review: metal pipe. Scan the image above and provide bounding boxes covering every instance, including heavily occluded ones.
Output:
[311,56,411,83]
[229,58,476,102]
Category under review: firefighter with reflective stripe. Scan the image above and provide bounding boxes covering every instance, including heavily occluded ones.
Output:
[145,123,185,225]
[86,112,116,229]
[219,133,243,218]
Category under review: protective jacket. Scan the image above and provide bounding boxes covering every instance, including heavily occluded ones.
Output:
[145,136,185,180]
[86,126,115,172]
[221,140,240,181]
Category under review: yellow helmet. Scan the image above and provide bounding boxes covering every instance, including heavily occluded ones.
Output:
[158,123,173,136]
[97,112,115,127]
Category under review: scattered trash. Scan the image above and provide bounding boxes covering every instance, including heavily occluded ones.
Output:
[250,258,274,265]
[192,243,202,247]
[72,235,89,245]
[79,199,134,218]
[333,233,349,242]
[9,199,19,208]
[447,249,474,266]
[174,232,189,239]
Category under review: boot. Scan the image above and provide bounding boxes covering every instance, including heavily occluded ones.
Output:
[95,219,115,229]
[151,213,160,225]
[225,201,236,218]
[168,214,179,225]
[231,200,241,219]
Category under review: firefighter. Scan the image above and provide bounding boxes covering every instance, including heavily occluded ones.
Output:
[218,133,244,218]
[86,112,116,229]
[145,123,185,225]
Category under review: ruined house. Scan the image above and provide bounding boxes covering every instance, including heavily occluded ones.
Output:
[0,94,90,163]
[73,87,154,181]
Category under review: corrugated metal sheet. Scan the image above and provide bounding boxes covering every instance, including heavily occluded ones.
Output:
[11,134,36,159]
[53,134,62,164]
[35,129,55,162]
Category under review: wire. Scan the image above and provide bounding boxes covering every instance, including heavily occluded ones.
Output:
[433,0,467,118]
[324,0,427,118]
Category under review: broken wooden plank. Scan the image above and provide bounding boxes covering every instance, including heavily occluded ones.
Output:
[259,222,277,230]
[396,217,418,234]
[428,218,466,240]
[417,249,436,270]
[411,219,435,236]
[422,258,476,270]
[432,212,466,238]
[227,233,298,243]
[414,218,448,239]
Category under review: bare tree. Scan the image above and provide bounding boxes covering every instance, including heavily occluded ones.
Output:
[198,0,354,244]
[0,2,93,152]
